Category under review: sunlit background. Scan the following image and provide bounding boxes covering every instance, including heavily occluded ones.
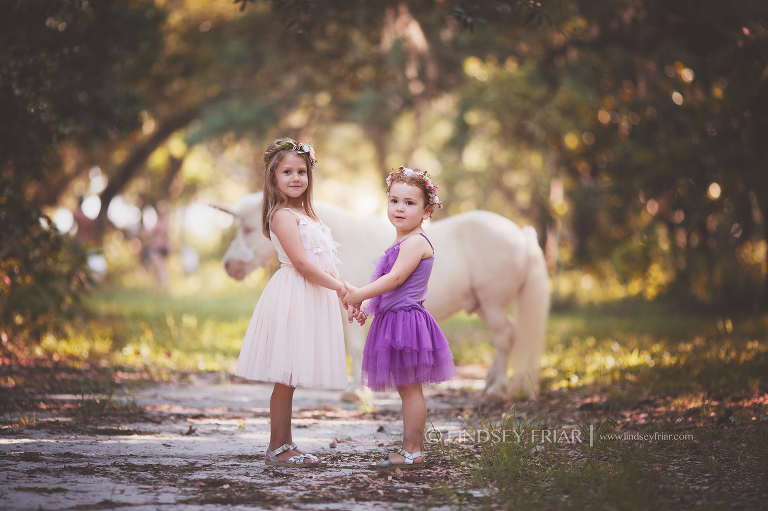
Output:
[3,0,768,385]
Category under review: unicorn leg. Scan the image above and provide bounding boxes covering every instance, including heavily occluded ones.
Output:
[509,244,549,399]
[341,322,370,402]
[477,306,516,400]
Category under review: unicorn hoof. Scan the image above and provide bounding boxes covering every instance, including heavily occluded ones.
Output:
[484,381,511,401]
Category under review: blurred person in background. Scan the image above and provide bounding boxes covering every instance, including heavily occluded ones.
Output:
[148,200,171,294]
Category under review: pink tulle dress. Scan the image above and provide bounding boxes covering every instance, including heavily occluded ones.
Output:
[235,208,348,390]
[362,233,457,391]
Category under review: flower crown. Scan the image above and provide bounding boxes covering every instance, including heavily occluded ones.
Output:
[263,140,317,168]
[385,166,443,209]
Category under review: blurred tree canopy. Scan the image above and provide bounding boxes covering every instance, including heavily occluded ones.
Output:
[1,0,162,345]
[233,0,768,307]
[2,0,768,345]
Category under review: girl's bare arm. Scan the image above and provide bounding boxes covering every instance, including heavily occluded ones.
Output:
[271,209,345,295]
[343,235,431,305]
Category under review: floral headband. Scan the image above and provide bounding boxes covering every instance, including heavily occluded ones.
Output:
[385,166,443,209]
[263,140,317,168]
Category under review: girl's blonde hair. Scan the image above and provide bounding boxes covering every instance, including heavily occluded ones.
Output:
[261,137,319,237]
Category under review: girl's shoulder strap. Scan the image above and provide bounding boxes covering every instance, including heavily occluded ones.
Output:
[398,232,434,254]
[417,232,434,254]
[283,208,310,223]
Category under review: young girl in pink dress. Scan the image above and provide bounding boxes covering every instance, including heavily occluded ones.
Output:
[343,166,457,470]
[235,138,348,468]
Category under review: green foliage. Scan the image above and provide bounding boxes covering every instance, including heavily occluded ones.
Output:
[31,288,254,377]
[441,300,768,399]
[543,302,768,398]
[0,177,90,347]
[458,410,767,509]
[463,414,663,509]
[442,0,768,307]
[0,0,162,177]
[0,0,163,345]
[221,0,768,307]
[3,0,768,318]
[29,288,768,405]
[437,301,768,509]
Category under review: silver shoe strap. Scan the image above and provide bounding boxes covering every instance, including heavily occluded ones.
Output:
[266,443,294,459]
[397,448,424,461]
[286,454,315,464]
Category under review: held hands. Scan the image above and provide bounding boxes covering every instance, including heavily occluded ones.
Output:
[345,302,368,325]
[342,282,363,307]
[350,304,368,326]
[336,284,364,325]
[341,282,368,325]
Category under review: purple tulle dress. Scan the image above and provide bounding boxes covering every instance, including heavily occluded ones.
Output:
[361,233,457,391]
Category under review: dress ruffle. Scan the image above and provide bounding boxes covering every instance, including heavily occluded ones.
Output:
[362,233,456,391]
[361,304,457,391]
[236,209,347,390]
[235,266,348,389]
[296,218,342,278]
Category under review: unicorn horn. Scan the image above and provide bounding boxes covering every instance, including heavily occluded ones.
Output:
[197,198,234,216]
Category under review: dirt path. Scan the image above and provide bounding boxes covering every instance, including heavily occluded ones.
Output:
[0,371,488,510]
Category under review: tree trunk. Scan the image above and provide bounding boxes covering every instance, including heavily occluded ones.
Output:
[95,107,202,236]
[365,122,389,181]
[161,153,186,199]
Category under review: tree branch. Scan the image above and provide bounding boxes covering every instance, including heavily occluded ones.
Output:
[95,107,202,235]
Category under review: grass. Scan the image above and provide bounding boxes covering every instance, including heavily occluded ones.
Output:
[23,287,765,400]
[31,287,257,379]
[447,301,767,399]
[439,301,768,509]
[445,412,768,510]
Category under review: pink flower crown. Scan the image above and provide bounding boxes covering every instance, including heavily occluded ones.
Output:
[385,166,443,209]
[263,140,317,168]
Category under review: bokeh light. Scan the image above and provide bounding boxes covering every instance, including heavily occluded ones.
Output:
[106,196,141,228]
[81,195,101,219]
[564,133,580,149]
[142,205,158,231]
[53,207,74,232]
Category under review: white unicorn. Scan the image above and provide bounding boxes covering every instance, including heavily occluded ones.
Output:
[211,193,549,401]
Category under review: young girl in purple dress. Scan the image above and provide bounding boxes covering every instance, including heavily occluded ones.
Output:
[343,166,457,470]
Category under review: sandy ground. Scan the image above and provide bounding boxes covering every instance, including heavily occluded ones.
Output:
[0,371,489,510]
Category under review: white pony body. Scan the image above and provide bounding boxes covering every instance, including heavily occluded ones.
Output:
[221,193,549,400]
